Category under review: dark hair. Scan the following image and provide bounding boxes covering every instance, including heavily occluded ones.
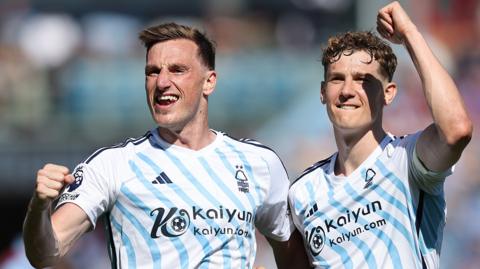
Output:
[322,31,397,81]
[139,22,216,70]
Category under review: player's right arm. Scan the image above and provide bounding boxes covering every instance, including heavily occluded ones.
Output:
[377,1,473,172]
[23,163,92,268]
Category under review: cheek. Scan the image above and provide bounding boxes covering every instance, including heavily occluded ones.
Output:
[145,78,154,91]
[147,80,155,89]
[182,79,203,96]
[324,91,338,105]
[323,84,340,98]
[365,95,383,114]
[145,87,153,100]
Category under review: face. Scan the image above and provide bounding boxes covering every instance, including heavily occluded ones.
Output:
[145,39,216,131]
[321,50,396,135]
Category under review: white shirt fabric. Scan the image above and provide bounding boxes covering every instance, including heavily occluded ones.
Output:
[57,128,293,269]
[289,132,452,269]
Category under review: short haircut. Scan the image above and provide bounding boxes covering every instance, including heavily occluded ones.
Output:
[139,22,216,70]
[322,31,397,81]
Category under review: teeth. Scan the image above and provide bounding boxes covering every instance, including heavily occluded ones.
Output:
[158,95,178,101]
[338,105,356,110]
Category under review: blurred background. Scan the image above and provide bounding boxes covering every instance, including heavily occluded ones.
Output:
[0,0,478,268]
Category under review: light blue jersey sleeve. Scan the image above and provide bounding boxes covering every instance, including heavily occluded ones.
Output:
[255,149,294,242]
[55,148,119,229]
[407,131,453,195]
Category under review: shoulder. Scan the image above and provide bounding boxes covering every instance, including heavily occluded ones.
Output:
[383,132,422,160]
[221,132,289,176]
[288,155,333,207]
[290,155,333,189]
[389,132,421,148]
[83,131,153,165]
[222,133,277,153]
[222,133,283,160]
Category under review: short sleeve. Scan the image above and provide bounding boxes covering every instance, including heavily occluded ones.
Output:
[55,160,115,229]
[288,182,304,232]
[254,152,294,242]
[401,131,452,195]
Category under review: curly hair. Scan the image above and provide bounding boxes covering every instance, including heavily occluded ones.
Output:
[139,22,216,70]
[322,31,397,81]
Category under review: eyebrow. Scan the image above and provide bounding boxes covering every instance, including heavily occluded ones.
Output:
[328,70,369,76]
[145,62,190,70]
[351,71,368,77]
[326,71,345,78]
[145,65,160,74]
[169,63,189,70]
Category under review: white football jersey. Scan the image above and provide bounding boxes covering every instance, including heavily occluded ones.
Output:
[57,128,293,269]
[289,132,452,269]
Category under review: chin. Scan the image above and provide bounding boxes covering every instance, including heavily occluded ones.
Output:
[334,119,368,130]
[333,119,360,128]
[153,116,174,128]
[155,117,189,132]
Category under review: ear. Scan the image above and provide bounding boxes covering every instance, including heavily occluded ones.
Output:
[384,82,397,105]
[320,81,326,104]
[203,70,217,96]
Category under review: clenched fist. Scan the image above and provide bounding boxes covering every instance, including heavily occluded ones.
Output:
[32,163,74,210]
[377,1,417,44]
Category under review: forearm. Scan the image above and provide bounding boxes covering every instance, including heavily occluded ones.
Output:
[23,197,62,268]
[269,230,311,269]
[403,28,472,146]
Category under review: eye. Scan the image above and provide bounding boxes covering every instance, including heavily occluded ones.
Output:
[169,64,188,74]
[354,75,370,83]
[329,76,343,83]
[145,66,159,77]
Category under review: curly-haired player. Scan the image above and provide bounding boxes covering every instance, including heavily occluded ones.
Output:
[289,2,472,268]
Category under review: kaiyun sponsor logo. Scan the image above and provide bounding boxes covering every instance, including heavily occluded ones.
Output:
[323,200,382,232]
[305,200,384,255]
[150,206,254,238]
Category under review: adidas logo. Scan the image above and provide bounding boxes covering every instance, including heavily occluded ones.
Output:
[306,202,319,218]
[152,172,173,184]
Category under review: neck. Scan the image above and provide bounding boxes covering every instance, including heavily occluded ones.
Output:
[157,107,216,150]
[333,127,386,176]
[158,126,216,151]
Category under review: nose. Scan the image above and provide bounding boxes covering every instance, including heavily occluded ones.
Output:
[339,77,355,100]
[156,69,171,89]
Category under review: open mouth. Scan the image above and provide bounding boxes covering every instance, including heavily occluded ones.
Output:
[155,94,179,106]
[336,104,358,110]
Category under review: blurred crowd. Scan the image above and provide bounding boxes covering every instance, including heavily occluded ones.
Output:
[0,0,479,268]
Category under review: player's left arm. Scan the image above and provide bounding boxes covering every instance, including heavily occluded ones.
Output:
[254,146,311,268]
[377,1,473,172]
[267,229,311,269]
